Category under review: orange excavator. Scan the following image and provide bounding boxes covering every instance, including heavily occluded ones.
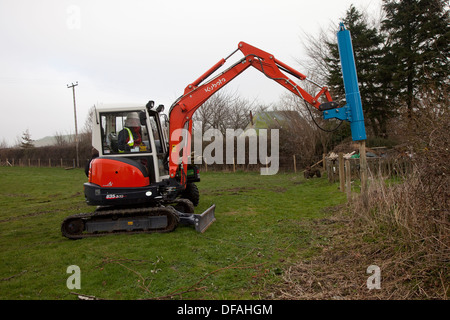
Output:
[61,41,338,239]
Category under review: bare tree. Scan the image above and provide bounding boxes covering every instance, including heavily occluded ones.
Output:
[82,106,96,135]
[54,131,69,147]
[273,93,331,165]
[296,27,336,87]
[0,138,9,149]
[193,89,256,134]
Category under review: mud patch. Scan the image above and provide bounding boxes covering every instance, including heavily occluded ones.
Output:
[202,187,257,196]
[272,187,287,193]
[4,193,31,198]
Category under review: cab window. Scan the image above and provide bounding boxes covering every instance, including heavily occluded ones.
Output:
[100,111,152,154]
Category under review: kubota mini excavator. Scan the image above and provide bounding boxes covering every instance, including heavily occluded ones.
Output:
[61,41,339,239]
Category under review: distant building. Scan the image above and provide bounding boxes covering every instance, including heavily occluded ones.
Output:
[240,110,301,137]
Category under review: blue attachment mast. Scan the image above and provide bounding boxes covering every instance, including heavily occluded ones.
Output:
[323,22,366,141]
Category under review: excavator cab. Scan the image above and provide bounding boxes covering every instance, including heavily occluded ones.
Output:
[84,104,169,204]
[95,106,168,181]
[61,102,216,239]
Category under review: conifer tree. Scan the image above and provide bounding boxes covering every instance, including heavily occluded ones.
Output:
[20,129,34,149]
[381,0,449,117]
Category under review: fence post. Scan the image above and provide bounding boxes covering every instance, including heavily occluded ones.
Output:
[327,159,331,182]
[328,160,336,183]
[345,159,351,203]
[38,159,41,167]
[49,158,51,167]
[322,153,326,170]
[293,155,297,173]
[359,141,369,208]
[339,152,345,192]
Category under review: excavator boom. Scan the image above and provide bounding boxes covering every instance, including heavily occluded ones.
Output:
[168,41,338,184]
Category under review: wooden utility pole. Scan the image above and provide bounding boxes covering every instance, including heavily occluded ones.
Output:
[67,82,79,168]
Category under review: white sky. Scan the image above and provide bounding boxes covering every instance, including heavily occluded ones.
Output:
[0,0,381,145]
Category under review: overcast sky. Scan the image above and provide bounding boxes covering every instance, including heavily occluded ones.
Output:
[0,0,381,145]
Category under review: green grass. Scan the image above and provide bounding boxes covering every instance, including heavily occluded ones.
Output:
[0,167,346,300]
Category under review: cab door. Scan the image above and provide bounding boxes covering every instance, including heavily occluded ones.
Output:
[146,110,169,182]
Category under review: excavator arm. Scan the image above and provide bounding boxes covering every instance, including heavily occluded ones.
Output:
[168,41,338,185]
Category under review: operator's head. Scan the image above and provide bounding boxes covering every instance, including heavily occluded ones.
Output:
[125,112,140,127]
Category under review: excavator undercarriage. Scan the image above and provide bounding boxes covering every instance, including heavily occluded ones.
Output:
[61,199,216,239]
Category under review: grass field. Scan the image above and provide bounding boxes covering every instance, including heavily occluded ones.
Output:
[0,167,346,300]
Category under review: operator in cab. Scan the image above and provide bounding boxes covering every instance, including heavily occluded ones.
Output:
[118,112,146,152]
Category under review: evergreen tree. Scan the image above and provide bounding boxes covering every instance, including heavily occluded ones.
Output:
[381,0,450,117]
[20,129,34,149]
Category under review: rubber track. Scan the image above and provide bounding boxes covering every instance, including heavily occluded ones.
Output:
[61,206,179,240]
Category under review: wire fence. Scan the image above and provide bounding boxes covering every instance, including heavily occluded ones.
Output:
[0,158,89,168]
[0,155,413,178]
[0,155,307,171]
[324,156,414,181]
[185,154,414,178]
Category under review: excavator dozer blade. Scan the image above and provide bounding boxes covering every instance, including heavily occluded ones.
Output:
[194,204,216,233]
